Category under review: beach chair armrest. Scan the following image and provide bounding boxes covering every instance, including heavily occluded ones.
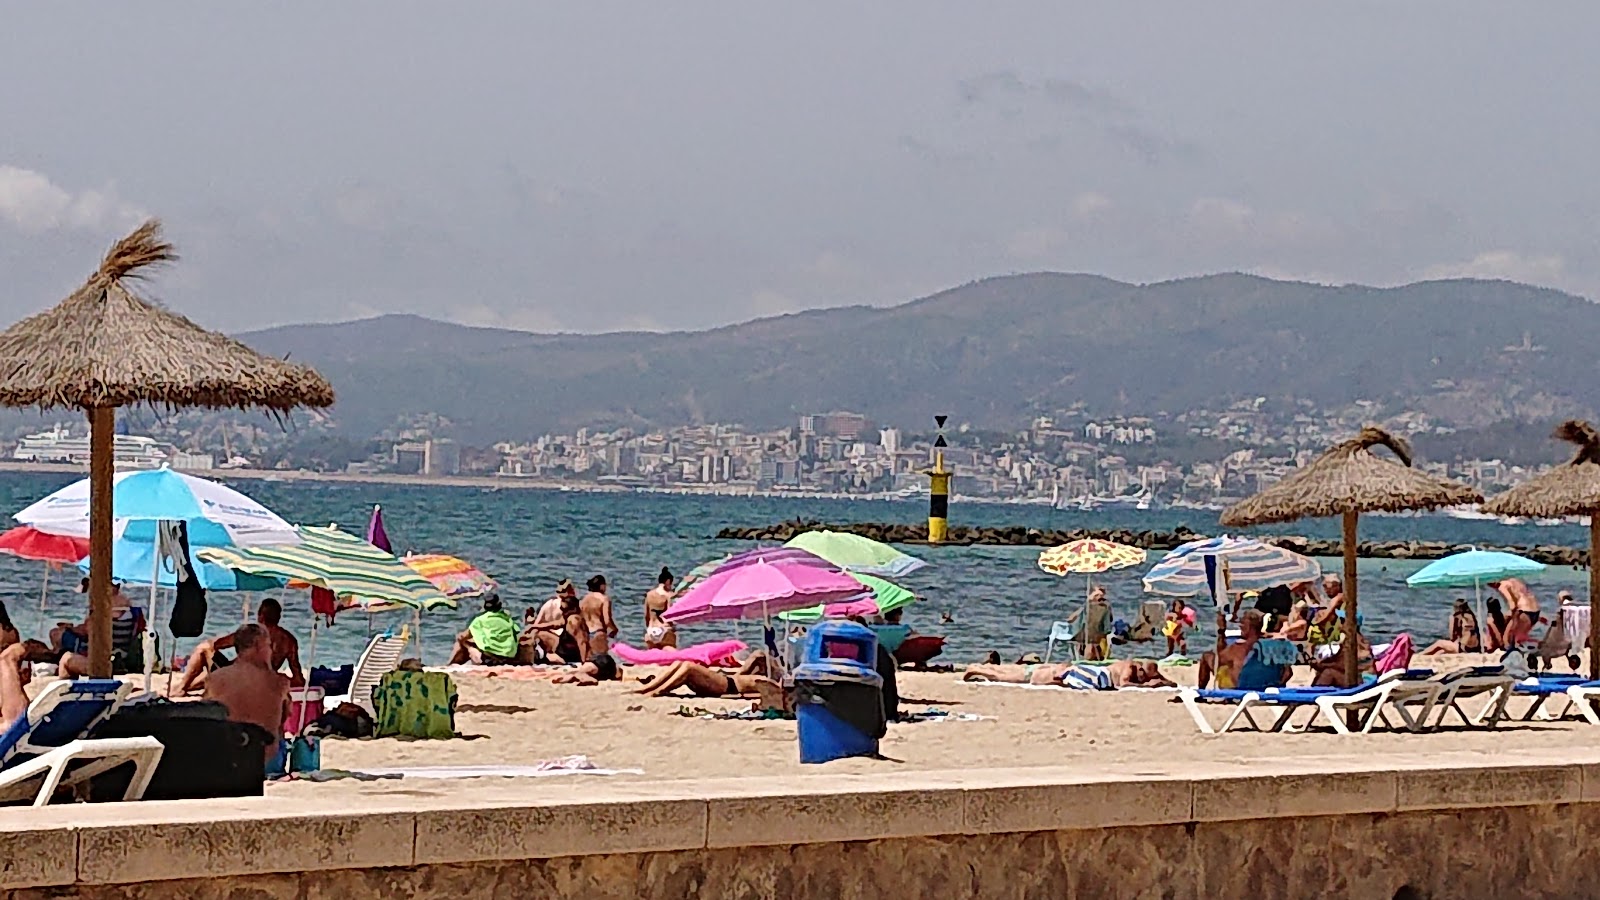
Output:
[0,736,164,806]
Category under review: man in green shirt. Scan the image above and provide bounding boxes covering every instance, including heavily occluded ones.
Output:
[449,594,523,665]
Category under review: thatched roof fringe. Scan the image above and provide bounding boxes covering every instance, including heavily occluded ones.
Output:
[1351,426,1412,467]
[1556,420,1600,466]
[95,219,176,284]
[1482,419,1600,518]
[1219,425,1481,527]
[0,219,334,412]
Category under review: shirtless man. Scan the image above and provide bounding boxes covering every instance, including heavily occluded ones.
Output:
[0,643,31,734]
[579,575,618,657]
[529,580,577,657]
[204,624,290,758]
[1490,578,1541,647]
[643,568,678,650]
[175,598,304,694]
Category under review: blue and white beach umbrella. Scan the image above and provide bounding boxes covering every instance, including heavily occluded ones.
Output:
[1142,536,1322,602]
[14,468,299,548]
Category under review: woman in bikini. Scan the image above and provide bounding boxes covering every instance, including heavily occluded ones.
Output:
[1483,597,1509,653]
[578,575,617,658]
[633,653,778,698]
[643,568,677,650]
[1420,599,1482,655]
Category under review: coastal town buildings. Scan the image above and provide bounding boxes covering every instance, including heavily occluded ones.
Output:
[0,404,1568,507]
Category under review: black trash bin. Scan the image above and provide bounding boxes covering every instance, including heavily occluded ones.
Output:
[89,700,273,801]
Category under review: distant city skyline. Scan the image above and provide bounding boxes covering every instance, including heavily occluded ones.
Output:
[2,3,1597,335]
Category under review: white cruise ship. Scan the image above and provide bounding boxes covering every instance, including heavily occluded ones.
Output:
[12,426,170,470]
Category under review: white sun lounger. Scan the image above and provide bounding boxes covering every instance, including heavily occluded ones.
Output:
[1425,667,1516,729]
[1313,671,1441,734]
[1562,682,1600,726]
[323,626,411,718]
[1180,671,1430,735]
[0,679,164,806]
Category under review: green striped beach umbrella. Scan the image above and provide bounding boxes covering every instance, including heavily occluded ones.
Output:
[199,525,454,612]
[778,574,917,623]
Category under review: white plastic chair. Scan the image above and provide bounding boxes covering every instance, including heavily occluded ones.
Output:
[0,679,164,806]
[1044,621,1077,663]
[323,626,411,717]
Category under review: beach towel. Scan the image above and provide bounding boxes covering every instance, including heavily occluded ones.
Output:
[372,671,457,739]
[1253,639,1300,667]
[1061,665,1115,691]
[610,640,748,667]
[1374,633,1414,674]
[354,759,642,779]
[898,709,993,723]
[673,705,792,721]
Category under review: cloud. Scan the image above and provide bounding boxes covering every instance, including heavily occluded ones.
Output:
[748,288,803,318]
[804,250,865,281]
[1189,197,1255,231]
[0,166,145,233]
[1072,192,1112,218]
[448,302,563,333]
[958,71,1125,117]
[953,71,1198,165]
[1005,226,1072,261]
[1422,250,1567,286]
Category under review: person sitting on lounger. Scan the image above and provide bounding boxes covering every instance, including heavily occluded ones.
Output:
[53,579,147,676]
[0,642,32,733]
[1197,610,1290,691]
[634,654,779,698]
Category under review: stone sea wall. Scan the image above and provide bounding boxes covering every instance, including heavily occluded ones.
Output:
[7,800,1600,899]
[7,757,1600,900]
[718,520,1592,566]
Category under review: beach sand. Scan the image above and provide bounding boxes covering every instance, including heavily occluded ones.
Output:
[195,651,1596,801]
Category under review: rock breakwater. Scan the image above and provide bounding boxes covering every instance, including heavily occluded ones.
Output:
[715,521,1591,567]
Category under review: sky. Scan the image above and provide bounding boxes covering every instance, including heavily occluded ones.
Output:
[1,2,1597,334]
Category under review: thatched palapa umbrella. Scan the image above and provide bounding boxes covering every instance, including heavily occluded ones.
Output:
[1220,427,1481,689]
[1483,420,1600,678]
[0,221,334,676]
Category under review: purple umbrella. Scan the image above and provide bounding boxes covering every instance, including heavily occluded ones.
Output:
[664,559,870,626]
[365,504,391,553]
[679,546,837,588]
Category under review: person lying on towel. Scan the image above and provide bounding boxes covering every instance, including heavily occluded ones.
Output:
[633,652,782,699]
[962,658,1173,689]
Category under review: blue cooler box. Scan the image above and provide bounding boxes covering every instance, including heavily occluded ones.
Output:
[794,622,886,764]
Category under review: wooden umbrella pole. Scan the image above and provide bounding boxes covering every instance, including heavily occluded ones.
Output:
[87,406,116,678]
[1589,515,1600,680]
[1342,511,1360,693]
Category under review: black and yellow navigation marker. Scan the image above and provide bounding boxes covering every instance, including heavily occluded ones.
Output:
[928,414,951,543]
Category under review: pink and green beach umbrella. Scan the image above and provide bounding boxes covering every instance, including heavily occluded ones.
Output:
[663,558,871,625]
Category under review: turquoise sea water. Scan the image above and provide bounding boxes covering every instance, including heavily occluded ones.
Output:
[0,472,1588,667]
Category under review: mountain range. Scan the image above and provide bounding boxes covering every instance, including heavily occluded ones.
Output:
[236,273,1600,445]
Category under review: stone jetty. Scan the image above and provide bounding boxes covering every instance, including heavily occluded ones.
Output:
[715,520,1592,567]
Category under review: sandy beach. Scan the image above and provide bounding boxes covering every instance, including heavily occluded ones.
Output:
[131,651,1579,801]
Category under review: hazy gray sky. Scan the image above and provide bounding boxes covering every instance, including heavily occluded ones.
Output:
[2,3,1596,333]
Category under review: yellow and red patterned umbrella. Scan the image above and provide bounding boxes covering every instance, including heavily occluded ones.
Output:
[401,553,497,601]
[1037,539,1146,576]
